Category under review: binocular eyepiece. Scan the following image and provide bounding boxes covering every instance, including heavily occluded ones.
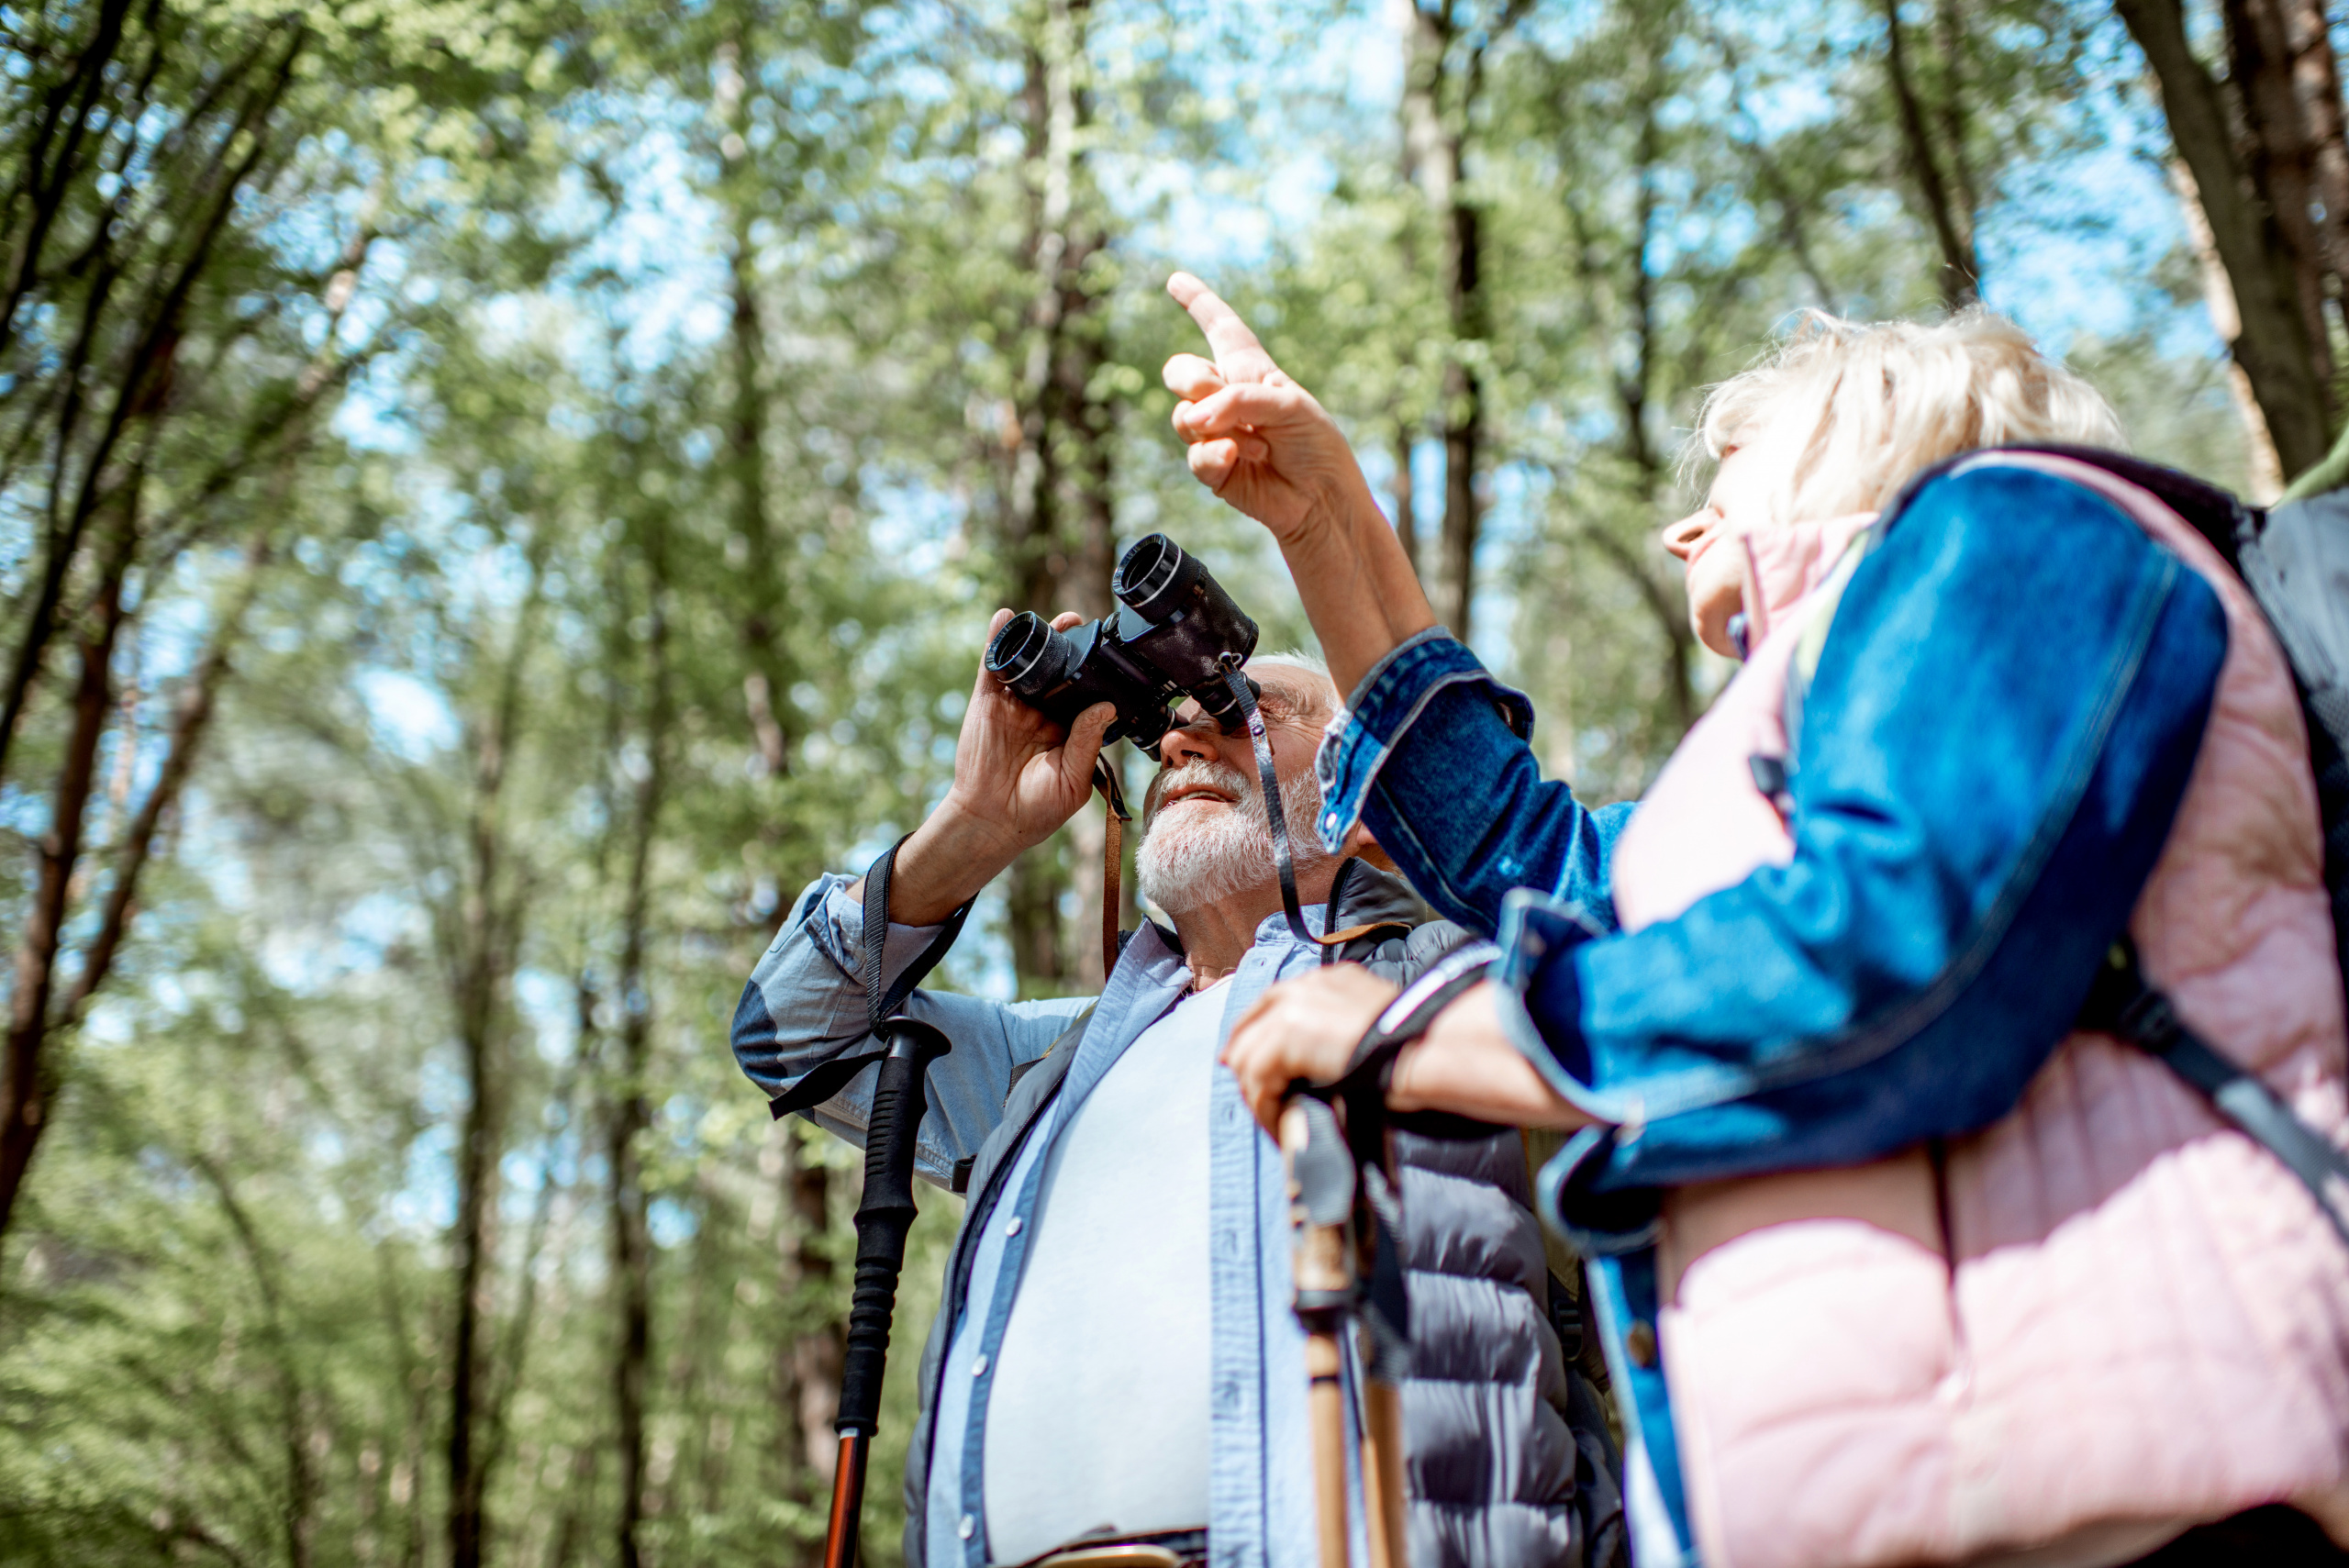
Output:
[985,533,1259,756]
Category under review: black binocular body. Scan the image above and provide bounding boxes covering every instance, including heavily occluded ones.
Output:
[985,533,1259,757]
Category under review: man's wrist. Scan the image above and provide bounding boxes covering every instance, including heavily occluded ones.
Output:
[885,797,1023,926]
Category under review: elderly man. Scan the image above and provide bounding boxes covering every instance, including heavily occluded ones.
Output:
[730,609,1616,1568]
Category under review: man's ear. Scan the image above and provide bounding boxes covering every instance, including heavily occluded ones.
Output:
[1341,822,1397,874]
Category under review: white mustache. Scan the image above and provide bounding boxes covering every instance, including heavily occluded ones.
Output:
[1143,760,1258,822]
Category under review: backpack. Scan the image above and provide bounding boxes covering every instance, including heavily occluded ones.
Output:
[1866,445,2349,1243]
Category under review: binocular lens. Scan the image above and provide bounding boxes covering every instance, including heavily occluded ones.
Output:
[984,611,1074,697]
[1114,533,1187,620]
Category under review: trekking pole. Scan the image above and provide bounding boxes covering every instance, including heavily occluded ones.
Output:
[1282,1095,1358,1568]
[824,1015,952,1568]
[1360,1383,1408,1568]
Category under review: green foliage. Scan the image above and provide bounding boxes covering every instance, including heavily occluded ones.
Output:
[0,0,2263,1563]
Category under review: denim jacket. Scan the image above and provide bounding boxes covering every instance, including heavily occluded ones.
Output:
[1314,465,2230,1562]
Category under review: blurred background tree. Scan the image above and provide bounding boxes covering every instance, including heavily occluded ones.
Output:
[0,0,2303,1563]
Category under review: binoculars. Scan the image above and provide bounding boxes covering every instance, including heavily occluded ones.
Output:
[985,533,1259,757]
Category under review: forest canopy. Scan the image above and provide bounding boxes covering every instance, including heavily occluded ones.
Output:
[0,0,2321,1564]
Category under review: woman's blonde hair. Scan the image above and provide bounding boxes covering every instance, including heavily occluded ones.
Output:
[1689,308,2125,526]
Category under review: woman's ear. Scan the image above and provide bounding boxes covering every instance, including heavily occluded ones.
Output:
[1341,822,1397,873]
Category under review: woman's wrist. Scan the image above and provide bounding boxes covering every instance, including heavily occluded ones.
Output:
[1279,474,1439,694]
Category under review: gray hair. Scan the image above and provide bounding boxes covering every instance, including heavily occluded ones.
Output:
[1247,649,1337,727]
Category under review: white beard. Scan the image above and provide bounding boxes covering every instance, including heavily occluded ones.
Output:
[1135,756,1331,915]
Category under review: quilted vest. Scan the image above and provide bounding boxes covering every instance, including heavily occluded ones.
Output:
[1609,453,2349,1568]
[901,863,1613,1568]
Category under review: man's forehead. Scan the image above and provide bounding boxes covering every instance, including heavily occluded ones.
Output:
[1173,665,1330,720]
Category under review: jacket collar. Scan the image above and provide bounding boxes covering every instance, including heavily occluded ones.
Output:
[1733,511,1878,650]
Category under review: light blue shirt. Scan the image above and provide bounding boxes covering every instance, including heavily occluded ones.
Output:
[732,874,1356,1568]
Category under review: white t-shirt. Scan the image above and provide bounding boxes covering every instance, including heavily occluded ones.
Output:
[979,978,1227,1562]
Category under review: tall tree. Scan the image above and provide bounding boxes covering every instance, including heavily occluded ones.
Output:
[1400,0,1531,640]
[997,0,1120,993]
[1881,0,1984,308]
[2119,0,2340,473]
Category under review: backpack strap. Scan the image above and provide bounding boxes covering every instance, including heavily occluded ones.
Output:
[2081,938,2349,1251]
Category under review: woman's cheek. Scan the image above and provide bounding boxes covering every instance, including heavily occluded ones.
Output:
[1685,546,1746,654]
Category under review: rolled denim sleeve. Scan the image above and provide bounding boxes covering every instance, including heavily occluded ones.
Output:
[1503,467,2230,1195]
[1316,628,1630,938]
[730,873,1091,1184]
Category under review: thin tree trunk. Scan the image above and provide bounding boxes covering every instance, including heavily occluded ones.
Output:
[1403,0,1525,640]
[61,529,267,1026]
[2119,0,2334,473]
[611,531,674,1568]
[766,1122,841,1567]
[1881,0,1980,309]
[198,1156,318,1568]
[1002,0,1110,994]
[0,518,132,1236]
[1391,425,1419,575]
[447,563,544,1568]
[717,37,791,781]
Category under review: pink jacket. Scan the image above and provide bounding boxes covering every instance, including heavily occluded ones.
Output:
[1609,454,2349,1568]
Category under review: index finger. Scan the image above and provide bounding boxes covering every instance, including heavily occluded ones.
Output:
[1167,271,1280,384]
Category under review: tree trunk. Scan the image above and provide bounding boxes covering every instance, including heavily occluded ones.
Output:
[1403,1,1478,638]
[2223,0,2339,405]
[1881,0,1981,309]
[0,519,131,1237]
[447,558,545,1568]
[717,38,791,782]
[2175,160,2290,497]
[1403,0,1524,640]
[764,1124,840,1568]
[611,530,673,1568]
[1000,0,1113,994]
[2119,0,2335,473]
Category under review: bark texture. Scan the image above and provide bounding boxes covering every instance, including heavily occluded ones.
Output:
[2120,0,2342,473]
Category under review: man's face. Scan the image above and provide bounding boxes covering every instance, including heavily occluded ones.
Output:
[1134,668,1331,916]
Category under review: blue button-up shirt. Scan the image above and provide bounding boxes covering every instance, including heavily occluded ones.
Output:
[732,876,1363,1568]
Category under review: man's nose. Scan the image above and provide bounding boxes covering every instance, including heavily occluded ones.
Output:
[1157,722,1218,769]
[1660,508,1718,562]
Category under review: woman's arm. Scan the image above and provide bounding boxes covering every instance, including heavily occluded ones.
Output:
[1163,274,1626,933]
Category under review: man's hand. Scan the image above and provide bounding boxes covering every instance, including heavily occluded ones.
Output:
[1220,963,1399,1132]
[1163,272,1378,548]
[867,608,1115,927]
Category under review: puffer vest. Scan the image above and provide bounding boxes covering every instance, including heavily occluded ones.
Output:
[1609,453,2349,1568]
[902,863,1617,1568]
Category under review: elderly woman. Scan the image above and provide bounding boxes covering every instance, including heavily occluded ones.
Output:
[1161,276,2349,1568]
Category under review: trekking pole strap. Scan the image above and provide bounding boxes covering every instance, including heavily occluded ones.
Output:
[768,838,972,1121]
[2087,940,2349,1251]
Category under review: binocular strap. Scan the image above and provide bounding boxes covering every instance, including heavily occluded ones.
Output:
[1094,755,1132,984]
[1221,662,1318,951]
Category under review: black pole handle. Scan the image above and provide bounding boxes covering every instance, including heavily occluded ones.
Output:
[836,1015,952,1439]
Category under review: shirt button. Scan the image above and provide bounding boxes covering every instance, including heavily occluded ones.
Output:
[1627,1319,1658,1369]
[973,1353,989,1376]
[1006,1216,1023,1237]
[958,1515,975,1540]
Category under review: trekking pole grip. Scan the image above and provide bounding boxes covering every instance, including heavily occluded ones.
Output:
[837,1016,952,1438]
